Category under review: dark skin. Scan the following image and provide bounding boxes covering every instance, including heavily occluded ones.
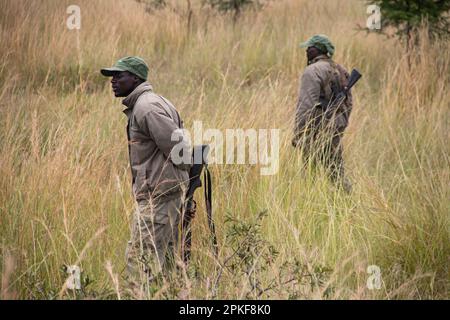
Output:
[306,46,324,63]
[305,47,348,91]
[110,71,144,97]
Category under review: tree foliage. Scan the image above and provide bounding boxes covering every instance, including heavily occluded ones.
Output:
[205,0,264,25]
[371,0,450,46]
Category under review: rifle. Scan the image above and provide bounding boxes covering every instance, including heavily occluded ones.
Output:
[181,145,218,264]
[324,68,362,118]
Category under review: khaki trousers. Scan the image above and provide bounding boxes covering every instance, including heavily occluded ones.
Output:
[301,121,351,192]
[125,193,184,290]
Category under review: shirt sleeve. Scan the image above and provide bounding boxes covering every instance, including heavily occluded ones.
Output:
[294,67,321,137]
[141,108,183,159]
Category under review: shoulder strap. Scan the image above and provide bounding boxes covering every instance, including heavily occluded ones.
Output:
[204,166,218,258]
[326,60,343,97]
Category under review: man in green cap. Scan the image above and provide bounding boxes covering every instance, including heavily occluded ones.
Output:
[101,56,191,293]
[292,35,353,192]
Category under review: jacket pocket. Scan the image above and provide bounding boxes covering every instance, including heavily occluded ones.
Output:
[151,162,187,199]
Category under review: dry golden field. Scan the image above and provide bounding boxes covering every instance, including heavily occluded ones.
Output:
[0,0,449,299]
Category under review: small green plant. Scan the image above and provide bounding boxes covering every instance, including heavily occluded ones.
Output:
[215,210,333,299]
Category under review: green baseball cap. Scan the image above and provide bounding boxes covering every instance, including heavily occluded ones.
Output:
[101,56,149,80]
[300,34,335,57]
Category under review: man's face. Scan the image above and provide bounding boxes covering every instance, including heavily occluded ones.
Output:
[306,46,322,62]
[110,71,139,97]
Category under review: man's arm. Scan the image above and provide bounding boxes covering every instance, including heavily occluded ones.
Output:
[139,106,191,168]
[293,67,321,146]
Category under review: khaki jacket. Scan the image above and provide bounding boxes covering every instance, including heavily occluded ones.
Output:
[122,82,190,201]
[294,55,352,141]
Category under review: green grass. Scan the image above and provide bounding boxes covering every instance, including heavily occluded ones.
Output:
[0,0,449,299]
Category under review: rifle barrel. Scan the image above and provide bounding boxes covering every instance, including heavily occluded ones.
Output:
[346,69,362,93]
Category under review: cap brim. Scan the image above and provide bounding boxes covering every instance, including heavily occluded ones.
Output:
[100,67,126,77]
[299,41,311,48]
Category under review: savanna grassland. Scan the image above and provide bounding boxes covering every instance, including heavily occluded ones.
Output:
[0,0,449,299]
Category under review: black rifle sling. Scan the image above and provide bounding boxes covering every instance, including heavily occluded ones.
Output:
[181,199,194,263]
[181,145,218,264]
[204,166,218,258]
[325,68,362,119]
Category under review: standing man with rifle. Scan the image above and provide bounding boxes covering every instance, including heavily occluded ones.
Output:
[292,34,361,193]
[100,56,191,293]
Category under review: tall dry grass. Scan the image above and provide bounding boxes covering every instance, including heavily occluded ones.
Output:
[0,0,449,299]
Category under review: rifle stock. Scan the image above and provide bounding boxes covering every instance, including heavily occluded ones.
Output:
[325,68,362,118]
[345,69,362,93]
[181,145,217,264]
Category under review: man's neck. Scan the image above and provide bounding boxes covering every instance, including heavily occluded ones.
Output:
[122,82,153,109]
[308,54,329,65]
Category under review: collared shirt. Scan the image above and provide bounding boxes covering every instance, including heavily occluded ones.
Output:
[121,82,190,201]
